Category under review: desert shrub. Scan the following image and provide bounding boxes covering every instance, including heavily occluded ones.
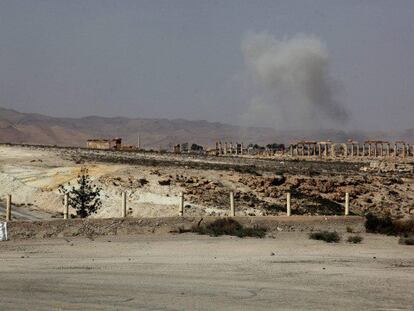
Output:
[347,235,363,244]
[195,218,266,238]
[365,213,414,236]
[365,213,395,235]
[346,226,354,233]
[399,237,414,245]
[309,231,340,243]
[393,218,414,235]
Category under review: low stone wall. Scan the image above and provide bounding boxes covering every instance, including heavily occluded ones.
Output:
[6,216,365,240]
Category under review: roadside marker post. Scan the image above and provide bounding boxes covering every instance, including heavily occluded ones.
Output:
[286,192,291,216]
[345,193,350,216]
[63,194,69,220]
[179,192,184,216]
[122,192,127,218]
[6,194,11,221]
[230,191,235,217]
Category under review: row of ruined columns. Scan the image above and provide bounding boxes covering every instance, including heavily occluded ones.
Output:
[215,141,244,155]
[289,143,334,157]
[289,142,413,158]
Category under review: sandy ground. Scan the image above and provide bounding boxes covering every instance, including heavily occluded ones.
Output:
[0,233,413,310]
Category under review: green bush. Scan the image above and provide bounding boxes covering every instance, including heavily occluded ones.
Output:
[347,235,363,244]
[309,231,340,243]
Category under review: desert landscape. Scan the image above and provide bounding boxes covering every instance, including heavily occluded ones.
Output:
[2,1,414,310]
[1,144,414,220]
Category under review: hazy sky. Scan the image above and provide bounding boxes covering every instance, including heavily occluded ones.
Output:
[1,0,413,131]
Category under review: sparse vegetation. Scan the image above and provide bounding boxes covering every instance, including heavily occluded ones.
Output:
[365,213,395,235]
[365,213,414,236]
[346,226,354,233]
[399,237,414,245]
[347,235,363,244]
[309,231,340,243]
[179,218,267,238]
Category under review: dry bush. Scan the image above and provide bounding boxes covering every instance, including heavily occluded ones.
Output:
[365,213,414,236]
[346,226,354,233]
[178,218,267,238]
[399,237,414,245]
[309,231,340,243]
[347,235,363,244]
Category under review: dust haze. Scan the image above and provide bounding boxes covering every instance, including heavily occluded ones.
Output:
[240,32,349,130]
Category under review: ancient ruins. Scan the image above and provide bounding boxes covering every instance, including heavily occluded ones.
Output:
[86,137,414,160]
[288,140,413,158]
[86,138,122,150]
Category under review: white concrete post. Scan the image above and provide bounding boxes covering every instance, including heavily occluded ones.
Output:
[230,191,235,217]
[179,192,184,216]
[286,192,291,217]
[63,194,69,220]
[345,193,350,216]
[122,192,127,218]
[6,194,11,221]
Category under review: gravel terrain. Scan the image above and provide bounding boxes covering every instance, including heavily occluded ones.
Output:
[0,233,413,310]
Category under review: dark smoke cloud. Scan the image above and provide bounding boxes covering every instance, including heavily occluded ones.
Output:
[240,32,349,130]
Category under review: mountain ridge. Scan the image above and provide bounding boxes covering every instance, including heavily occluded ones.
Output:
[0,107,413,148]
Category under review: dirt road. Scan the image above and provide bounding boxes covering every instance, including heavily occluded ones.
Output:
[0,233,413,310]
[0,203,52,221]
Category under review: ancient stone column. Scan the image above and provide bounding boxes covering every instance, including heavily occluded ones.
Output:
[318,144,321,157]
[362,144,366,156]
[394,144,397,157]
[368,144,372,157]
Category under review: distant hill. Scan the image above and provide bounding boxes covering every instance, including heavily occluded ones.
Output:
[0,107,412,149]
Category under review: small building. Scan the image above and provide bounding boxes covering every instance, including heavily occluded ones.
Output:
[86,138,122,150]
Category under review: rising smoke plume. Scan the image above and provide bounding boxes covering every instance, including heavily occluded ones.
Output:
[240,32,349,130]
